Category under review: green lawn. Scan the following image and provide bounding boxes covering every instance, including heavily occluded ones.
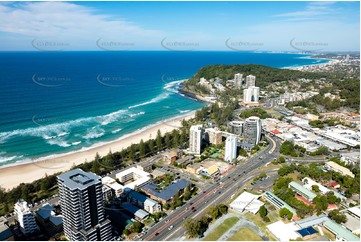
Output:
[285,172,300,182]
[227,227,263,241]
[203,217,240,241]
[243,213,278,241]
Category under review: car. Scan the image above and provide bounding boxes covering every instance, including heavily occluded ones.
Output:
[168,225,174,230]
[192,209,197,212]
[203,191,206,193]
[155,232,159,236]
[218,191,221,194]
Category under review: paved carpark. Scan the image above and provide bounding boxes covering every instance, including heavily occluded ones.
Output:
[252,172,278,192]
[156,164,213,191]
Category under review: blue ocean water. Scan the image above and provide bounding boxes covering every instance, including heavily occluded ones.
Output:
[0,51,328,166]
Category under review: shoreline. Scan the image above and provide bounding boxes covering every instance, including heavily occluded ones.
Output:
[0,111,196,190]
[282,55,333,70]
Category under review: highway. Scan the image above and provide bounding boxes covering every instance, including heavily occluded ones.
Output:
[143,135,281,241]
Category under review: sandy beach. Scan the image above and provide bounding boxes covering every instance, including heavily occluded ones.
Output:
[0,112,195,190]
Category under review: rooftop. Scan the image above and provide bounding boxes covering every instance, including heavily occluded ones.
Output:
[230,191,264,214]
[142,179,191,201]
[36,204,54,220]
[348,206,361,218]
[120,203,149,219]
[0,222,13,241]
[49,215,63,227]
[326,161,355,178]
[295,214,329,229]
[206,165,219,176]
[57,168,100,190]
[128,190,159,207]
[343,213,360,233]
[324,220,359,241]
[289,181,317,200]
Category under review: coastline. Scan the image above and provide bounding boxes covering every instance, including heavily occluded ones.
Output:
[0,111,196,190]
[282,55,333,70]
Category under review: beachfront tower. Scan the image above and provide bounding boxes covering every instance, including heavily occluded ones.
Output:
[224,135,238,162]
[234,73,243,88]
[14,199,39,235]
[189,125,203,155]
[244,116,262,145]
[57,169,112,241]
[245,75,256,87]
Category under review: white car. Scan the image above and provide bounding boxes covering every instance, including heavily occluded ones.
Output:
[168,225,174,230]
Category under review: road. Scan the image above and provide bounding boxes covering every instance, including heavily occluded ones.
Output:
[143,135,281,241]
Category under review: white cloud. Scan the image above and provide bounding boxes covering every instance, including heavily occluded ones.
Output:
[273,2,339,21]
[0,2,163,50]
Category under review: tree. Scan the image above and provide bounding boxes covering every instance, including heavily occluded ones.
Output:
[21,184,30,201]
[172,129,180,147]
[165,133,171,148]
[156,130,163,151]
[311,185,320,192]
[183,218,207,238]
[148,139,156,155]
[91,153,101,174]
[329,210,347,224]
[259,205,268,218]
[206,206,221,220]
[280,141,295,156]
[279,208,293,220]
[217,204,228,215]
[279,156,286,163]
[313,195,328,212]
[123,229,130,236]
[179,129,188,147]
[139,139,146,158]
[131,222,144,233]
[40,174,51,191]
[3,203,9,215]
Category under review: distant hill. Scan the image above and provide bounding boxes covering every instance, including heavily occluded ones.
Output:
[184,64,329,88]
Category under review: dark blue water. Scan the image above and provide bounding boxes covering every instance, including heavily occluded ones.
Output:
[0,51,328,166]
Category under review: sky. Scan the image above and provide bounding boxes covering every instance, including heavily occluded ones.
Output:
[0,1,359,51]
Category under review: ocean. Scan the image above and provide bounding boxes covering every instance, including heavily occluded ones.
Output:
[0,51,328,167]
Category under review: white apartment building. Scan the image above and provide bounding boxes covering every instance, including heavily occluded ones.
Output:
[189,125,203,155]
[14,199,39,235]
[224,135,238,162]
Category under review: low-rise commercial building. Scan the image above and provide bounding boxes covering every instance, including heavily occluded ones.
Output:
[35,204,63,236]
[127,191,162,214]
[120,203,149,221]
[229,192,264,214]
[325,161,355,178]
[141,179,192,204]
[289,181,317,201]
[186,163,202,175]
[342,206,360,235]
[340,152,360,165]
[324,220,359,241]
[302,177,346,201]
[263,191,296,216]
